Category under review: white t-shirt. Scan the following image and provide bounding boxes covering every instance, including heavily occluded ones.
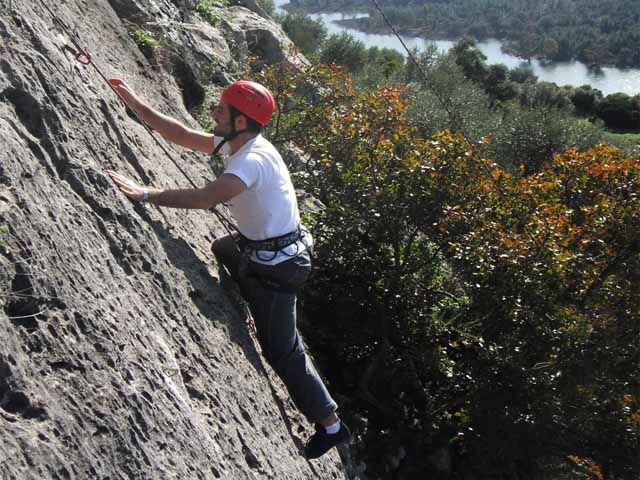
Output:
[215,135,312,265]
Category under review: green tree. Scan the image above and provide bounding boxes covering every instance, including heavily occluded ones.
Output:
[403,45,440,84]
[570,85,604,116]
[487,101,603,173]
[598,92,640,131]
[541,36,560,59]
[356,46,405,88]
[405,55,495,141]
[280,12,327,56]
[451,37,487,82]
[518,81,572,110]
[581,42,611,67]
[509,66,537,84]
[519,32,540,61]
[319,32,368,73]
[257,0,275,15]
[484,64,517,102]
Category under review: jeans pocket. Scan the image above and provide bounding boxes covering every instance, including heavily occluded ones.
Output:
[272,251,311,292]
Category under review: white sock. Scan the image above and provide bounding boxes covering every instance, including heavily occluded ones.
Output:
[325,420,341,435]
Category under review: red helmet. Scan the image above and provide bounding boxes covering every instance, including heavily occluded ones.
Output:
[221,80,276,126]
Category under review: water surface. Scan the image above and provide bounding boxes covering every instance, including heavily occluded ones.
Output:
[276,5,640,96]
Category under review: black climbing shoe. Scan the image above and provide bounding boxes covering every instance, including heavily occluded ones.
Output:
[305,422,351,459]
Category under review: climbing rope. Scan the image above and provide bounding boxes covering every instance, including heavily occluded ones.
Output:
[36,0,240,241]
[368,0,467,137]
[366,0,542,223]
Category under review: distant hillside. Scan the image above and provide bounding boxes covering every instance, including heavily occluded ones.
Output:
[289,0,640,68]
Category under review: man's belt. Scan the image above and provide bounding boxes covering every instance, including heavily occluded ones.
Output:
[242,226,301,252]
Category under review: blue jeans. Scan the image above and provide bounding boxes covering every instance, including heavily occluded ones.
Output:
[212,234,338,424]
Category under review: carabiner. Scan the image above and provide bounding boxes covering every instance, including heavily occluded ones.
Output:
[74,48,92,65]
[62,43,92,65]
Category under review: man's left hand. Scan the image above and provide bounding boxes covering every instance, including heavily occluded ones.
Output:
[107,170,147,201]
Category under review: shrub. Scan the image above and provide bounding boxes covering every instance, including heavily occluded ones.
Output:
[192,86,224,133]
[279,12,327,56]
[259,62,640,479]
[131,30,157,59]
[598,93,640,131]
[509,66,538,84]
[196,0,228,26]
[0,225,7,247]
[319,32,368,73]
[356,46,405,89]
[257,0,275,15]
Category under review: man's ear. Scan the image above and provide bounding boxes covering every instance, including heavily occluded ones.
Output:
[234,114,247,131]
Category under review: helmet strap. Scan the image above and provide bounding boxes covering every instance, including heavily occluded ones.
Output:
[223,108,249,141]
[223,128,248,142]
[212,138,227,157]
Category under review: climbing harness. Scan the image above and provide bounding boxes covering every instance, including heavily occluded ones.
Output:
[243,226,302,252]
[37,0,240,243]
[238,225,308,268]
[236,226,313,294]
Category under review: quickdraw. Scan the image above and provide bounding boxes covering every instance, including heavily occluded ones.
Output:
[61,43,92,65]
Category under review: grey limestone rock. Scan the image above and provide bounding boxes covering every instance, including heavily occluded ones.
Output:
[234,0,269,18]
[0,0,345,478]
[223,6,308,66]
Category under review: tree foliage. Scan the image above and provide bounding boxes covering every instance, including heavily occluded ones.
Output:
[598,93,640,131]
[278,11,327,56]
[319,32,368,73]
[357,46,405,89]
[258,63,640,479]
[293,0,640,68]
[403,48,605,173]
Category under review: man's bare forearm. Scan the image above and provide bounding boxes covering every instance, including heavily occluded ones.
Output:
[143,175,245,210]
[135,101,188,145]
[147,187,214,210]
[130,100,213,153]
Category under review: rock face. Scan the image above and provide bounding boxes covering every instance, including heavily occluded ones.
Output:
[223,7,308,67]
[0,1,345,479]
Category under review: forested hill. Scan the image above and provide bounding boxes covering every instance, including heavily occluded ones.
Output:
[289,0,640,68]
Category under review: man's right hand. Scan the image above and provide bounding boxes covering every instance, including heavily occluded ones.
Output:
[107,78,215,155]
[108,78,141,112]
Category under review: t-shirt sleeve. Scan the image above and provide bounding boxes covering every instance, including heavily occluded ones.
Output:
[224,153,264,190]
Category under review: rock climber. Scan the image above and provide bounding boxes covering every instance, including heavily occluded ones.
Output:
[106,78,350,459]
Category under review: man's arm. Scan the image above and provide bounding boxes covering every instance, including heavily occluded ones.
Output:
[107,170,246,209]
[109,79,215,154]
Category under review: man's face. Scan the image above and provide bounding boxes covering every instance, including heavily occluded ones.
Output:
[212,100,233,137]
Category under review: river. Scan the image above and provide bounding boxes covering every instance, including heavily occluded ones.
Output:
[275,5,640,96]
